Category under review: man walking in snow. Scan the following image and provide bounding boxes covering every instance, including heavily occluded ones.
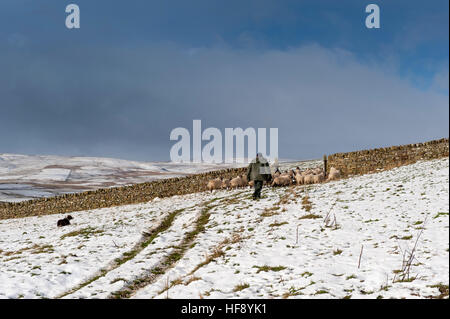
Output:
[246,153,271,200]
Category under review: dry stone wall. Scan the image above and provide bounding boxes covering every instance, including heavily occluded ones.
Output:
[327,138,449,178]
[1,138,448,220]
[0,167,247,220]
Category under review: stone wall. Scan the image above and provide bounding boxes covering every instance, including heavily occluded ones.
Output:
[1,137,448,220]
[0,167,248,220]
[327,138,449,178]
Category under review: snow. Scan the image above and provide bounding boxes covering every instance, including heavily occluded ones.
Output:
[0,158,448,299]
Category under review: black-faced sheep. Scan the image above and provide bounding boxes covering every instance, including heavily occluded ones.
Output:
[221,178,230,190]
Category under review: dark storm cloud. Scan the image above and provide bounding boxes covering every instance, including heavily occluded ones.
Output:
[0,43,448,161]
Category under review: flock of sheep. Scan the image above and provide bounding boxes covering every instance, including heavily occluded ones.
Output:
[206,166,341,192]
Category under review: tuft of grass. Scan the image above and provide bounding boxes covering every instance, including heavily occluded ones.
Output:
[269,222,288,228]
[394,276,417,283]
[110,278,127,284]
[390,234,413,240]
[433,212,449,219]
[282,286,304,298]
[364,219,380,223]
[184,276,201,286]
[233,283,250,292]
[261,208,279,217]
[60,227,103,240]
[301,195,313,212]
[30,244,54,254]
[359,289,374,295]
[333,249,343,255]
[253,265,287,273]
[300,271,313,277]
[299,213,321,220]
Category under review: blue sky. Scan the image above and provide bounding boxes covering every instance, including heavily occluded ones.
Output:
[0,0,448,161]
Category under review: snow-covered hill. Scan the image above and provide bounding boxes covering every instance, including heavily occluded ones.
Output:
[0,154,249,202]
[0,153,319,203]
[0,158,448,299]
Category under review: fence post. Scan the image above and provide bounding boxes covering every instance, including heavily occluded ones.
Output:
[323,154,327,177]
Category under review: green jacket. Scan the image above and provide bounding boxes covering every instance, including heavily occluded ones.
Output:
[246,157,271,182]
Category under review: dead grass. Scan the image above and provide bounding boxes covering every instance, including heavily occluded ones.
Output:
[269,222,288,228]
[233,283,250,292]
[60,227,104,240]
[299,213,321,220]
[427,284,449,299]
[253,265,287,273]
[301,195,312,212]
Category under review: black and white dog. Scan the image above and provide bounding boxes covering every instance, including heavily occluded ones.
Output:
[57,215,73,227]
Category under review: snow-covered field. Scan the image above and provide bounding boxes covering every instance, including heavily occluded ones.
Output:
[0,158,448,299]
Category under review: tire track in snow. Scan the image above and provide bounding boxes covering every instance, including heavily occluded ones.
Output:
[107,192,248,299]
[56,204,199,298]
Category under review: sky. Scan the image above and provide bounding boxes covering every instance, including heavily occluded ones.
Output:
[0,0,448,162]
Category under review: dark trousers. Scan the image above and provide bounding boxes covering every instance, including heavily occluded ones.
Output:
[253,180,263,199]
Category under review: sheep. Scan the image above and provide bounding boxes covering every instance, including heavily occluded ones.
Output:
[273,167,281,177]
[280,172,290,178]
[271,175,291,187]
[289,169,295,177]
[271,176,282,187]
[282,175,292,186]
[248,180,254,187]
[279,172,293,185]
[295,167,301,175]
[327,167,341,181]
[221,178,230,190]
[329,167,338,174]
[313,167,323,175]
[302,169,313,176]
[295,173,304,185]
[230,175,243,189]
[313,173,324,184]
[303,174,314,185]
[207,178,222,192]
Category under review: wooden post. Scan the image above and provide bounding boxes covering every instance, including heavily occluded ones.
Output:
[323,154,327,177]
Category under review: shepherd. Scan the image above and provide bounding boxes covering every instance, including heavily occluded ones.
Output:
[246,153,272,200]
